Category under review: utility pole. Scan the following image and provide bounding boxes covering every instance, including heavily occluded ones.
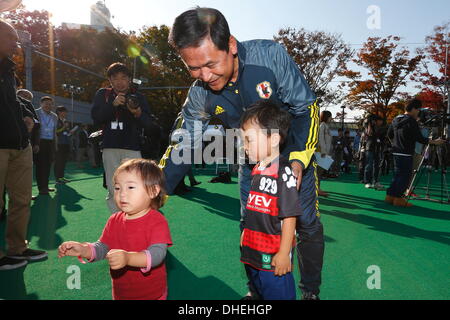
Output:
[62,84,84,127]
[341,105,346,132]
[17,30,32,90]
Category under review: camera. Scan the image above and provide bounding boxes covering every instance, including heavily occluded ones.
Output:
[125,78,142,109]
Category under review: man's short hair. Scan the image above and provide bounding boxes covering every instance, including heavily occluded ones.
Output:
[169,7,231,52]
[406,98,422,112]
[106,62,131,78]
[56,106,67,113]
[40,96,54,103]
[240,100,292,144]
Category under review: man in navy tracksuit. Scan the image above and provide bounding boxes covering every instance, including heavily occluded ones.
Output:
[160,8,324,299]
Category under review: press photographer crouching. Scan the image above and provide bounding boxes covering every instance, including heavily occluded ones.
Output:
[91,62,156,213]
[386,98,445,207]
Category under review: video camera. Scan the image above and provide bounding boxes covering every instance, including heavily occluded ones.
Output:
[419,108,450,128]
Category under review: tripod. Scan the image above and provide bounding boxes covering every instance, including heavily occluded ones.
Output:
[407,138,449,204]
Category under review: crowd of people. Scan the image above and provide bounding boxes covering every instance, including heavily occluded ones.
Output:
[317,100,446,206]
[0,6,446,301]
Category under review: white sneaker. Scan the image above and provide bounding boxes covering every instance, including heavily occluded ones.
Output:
[365,184,374,189]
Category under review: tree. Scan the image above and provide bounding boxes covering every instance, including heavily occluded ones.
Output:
[136,25,191,136]
[341,36,423,120]
[1,8,55,91]
[412,22,449,100]
[416,88,446,111]
[54,26,130,100]
[274,27,353,108]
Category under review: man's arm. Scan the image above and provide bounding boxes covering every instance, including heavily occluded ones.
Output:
[269,42,318,170]
[159,83,210,194]
[411,120,430,145]
[91,89,116,125]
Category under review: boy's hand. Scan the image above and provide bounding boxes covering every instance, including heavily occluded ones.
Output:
[58,241,83,258]
[106,249,129,270]
[271,253,292,276]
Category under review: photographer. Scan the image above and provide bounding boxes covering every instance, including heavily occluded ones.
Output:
[385,99,445,207]
[91,62,154,213]
[363,114,385,190]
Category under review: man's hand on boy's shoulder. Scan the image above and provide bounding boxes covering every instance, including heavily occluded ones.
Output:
[290,161,303,191]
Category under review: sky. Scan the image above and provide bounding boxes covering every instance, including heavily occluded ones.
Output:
[20,0,450,119]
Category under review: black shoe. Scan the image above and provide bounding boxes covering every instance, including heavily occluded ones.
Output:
[8,249,48,261]
[190,181,201,187]
[56,179,67,185]
[0,256,28,271]
[301,292,320,300]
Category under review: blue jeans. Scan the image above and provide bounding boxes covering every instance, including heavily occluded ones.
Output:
[387,155,413,197]
[246,266,296,300]
[239,161,324,295]
[364,151,380,184]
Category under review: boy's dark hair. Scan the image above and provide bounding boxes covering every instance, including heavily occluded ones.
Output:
[114,158,167,210]
[106,62,131,78]
[40,96,54,103]
[405,98,422,112]
[169,7,231,52]
[240,100,292,144]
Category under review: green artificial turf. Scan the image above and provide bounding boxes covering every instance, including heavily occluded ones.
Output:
[0,163,449,300]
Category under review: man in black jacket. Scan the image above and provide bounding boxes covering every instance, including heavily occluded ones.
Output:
[91,62,155,213]
[0,19,47,271]
[386,99,445,207]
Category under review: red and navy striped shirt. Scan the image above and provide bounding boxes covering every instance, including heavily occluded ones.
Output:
[241,156,302,271]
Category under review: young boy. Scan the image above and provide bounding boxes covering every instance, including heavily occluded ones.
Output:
[239,100,301,300]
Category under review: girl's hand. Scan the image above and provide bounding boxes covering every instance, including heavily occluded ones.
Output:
[106,249,129,270]
[271,253,292,277]
[58,241,83,258]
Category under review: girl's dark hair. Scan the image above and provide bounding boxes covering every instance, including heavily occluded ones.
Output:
[320,110,332,123]
[169,7,231,52]
[106,62,131,78]
[113,159,167,210]
[240,100,292,144]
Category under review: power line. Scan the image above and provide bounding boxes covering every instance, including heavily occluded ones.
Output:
[32,49,106,79]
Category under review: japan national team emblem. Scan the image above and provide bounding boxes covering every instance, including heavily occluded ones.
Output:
[256,81,273,99]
